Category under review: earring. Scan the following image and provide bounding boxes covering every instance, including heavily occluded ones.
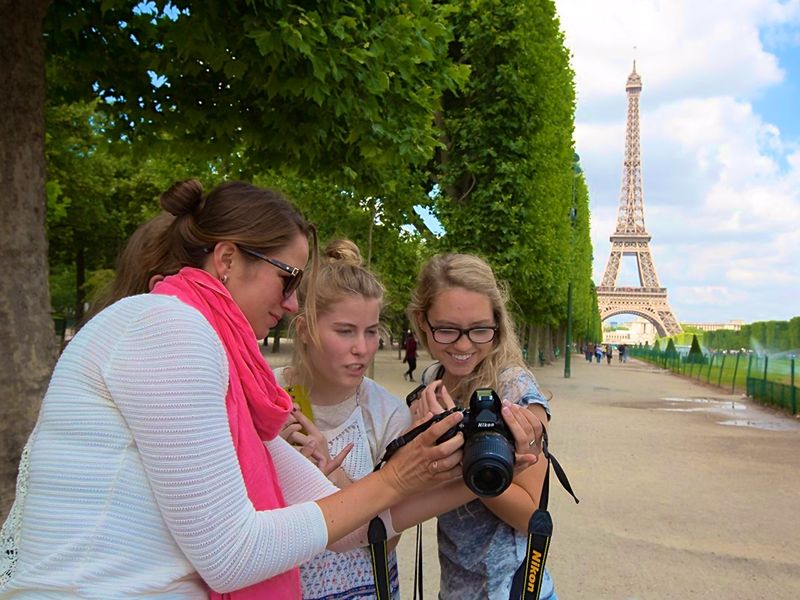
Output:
[220,274,228,284]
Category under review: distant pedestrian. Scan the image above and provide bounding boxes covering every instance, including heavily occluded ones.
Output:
[619,344,627,363]
[594,344,603,363]
[403,330,418,381]
[605,344,613,364]
[584,344,592,362]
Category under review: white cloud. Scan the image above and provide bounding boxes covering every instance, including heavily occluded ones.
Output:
[557,0,800,324]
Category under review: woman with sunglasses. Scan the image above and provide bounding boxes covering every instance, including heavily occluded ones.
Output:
[407,253,558,600]
[274,239,411,600]
[1,181,545,599]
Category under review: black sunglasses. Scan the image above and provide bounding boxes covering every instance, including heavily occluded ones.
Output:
[237,246,304,299]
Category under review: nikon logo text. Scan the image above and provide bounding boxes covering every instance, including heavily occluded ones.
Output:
[526,550,542,593]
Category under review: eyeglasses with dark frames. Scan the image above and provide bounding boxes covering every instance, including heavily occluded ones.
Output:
[424,315,498,345]
[237,246,304,299]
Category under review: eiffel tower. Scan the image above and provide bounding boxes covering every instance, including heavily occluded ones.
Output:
[597,63,682,337]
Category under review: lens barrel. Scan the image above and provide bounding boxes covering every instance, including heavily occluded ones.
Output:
[462,431,515,497]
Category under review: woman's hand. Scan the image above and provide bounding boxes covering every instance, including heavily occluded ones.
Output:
[500,400,544,470]
[409,380,455,425]
[379,410,465,496]
[281,406,353,476]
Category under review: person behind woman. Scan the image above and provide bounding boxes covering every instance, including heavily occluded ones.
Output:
[274,239,410,599]
[402,330,418,381]
[0,181,498,599]
[407,253,558,600]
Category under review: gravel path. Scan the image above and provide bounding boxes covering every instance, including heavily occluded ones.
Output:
[269,343,800,599]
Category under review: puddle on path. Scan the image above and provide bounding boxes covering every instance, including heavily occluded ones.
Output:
[717,419,798,431]
[657,397,746,412]
[613,397,800,431]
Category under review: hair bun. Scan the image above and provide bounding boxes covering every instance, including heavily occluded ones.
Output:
[160,179,204,216]
[324,239,362,266]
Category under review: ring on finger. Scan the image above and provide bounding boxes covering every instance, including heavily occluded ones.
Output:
[528,438,537,447]
[430,460,438,473]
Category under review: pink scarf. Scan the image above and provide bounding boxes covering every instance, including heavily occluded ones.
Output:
[153,267,300,599]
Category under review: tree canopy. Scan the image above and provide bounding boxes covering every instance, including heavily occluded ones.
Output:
[2,0,598,511]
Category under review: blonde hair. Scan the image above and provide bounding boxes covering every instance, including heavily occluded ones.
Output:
[289,239,385,388]
[407,253,526,404]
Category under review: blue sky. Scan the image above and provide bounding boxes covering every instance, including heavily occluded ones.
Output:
[555,0,800,325]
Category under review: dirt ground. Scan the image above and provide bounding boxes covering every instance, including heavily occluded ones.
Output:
[268,343,800,599]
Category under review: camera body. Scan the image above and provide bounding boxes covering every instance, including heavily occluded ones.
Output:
[407,386,516,497]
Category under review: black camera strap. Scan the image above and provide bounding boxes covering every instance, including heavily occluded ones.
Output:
[367,412,444,600]
[367,516,392,600]
[508,425,579,600]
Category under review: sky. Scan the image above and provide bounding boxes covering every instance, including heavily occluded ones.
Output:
[554,0,800,325]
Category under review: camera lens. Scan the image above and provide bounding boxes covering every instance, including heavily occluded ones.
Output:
[462,431,515,497]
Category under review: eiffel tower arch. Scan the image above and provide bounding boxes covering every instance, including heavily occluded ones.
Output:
[597,63,681,338]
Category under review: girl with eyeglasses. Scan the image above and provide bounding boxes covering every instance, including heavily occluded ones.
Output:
[2,182,550,599]
[407,253,558,600]
[274,239,411,600]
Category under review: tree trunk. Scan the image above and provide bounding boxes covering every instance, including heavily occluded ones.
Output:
[0,0,56,515]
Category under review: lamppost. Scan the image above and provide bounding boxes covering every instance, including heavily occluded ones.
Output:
[564,155,581,378]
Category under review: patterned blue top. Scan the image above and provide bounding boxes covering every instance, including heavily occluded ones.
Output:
[423,364,557,600]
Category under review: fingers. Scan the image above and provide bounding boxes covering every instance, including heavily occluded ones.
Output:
[279,422,302,441]
[410,410,435,429]
[435,384,456,410]
[292,409,321,437]
[322,443,354,475]
[298,438,318,460]
[410,380,455,423]
[501,401,544,458]
[421,380,453,414]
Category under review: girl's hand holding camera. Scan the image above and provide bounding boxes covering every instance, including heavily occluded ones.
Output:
[379,409,465,496]
[410,380,543,469]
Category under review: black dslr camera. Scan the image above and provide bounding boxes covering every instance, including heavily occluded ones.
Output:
[403,386,516,497]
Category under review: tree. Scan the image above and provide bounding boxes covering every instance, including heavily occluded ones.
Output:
[2,0,465,510]
[1,0,56,513]
[432,0,583,358]
[46,1,465,186]
[686,334,706,364]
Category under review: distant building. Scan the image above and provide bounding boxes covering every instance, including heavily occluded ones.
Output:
[603,317,656,345]
[681,320,744,332]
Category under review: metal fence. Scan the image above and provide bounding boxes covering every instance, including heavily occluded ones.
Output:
[629,348,798,415]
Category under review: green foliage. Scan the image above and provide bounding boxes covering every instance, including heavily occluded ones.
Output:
[49,263,77,318]
[44,97,227,318]
[41,0,594,344]
[686,334,706,364]
[702,317,800,353]
[45,0,467,186]
[433,0,585,333]
[254,171,430,336]
[665,338,678,357]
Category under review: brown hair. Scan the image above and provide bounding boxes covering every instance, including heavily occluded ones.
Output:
[288,239,385,388]
[407,253,525,404]
[87,180,317,319]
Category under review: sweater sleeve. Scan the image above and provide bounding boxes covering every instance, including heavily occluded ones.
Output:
[266,436,397,549]
[103,302,328,593]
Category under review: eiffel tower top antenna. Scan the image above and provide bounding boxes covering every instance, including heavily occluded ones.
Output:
[617,59,646,236]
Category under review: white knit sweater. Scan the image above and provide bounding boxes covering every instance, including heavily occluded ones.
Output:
[0,294,341,599]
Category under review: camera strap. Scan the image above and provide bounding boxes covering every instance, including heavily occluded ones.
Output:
[368,406,461,599]
[367,414,439,600]
[508,425,579,600]
[367,516,392,600]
